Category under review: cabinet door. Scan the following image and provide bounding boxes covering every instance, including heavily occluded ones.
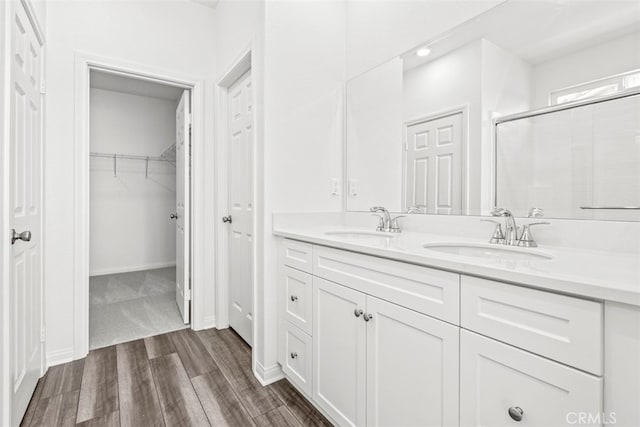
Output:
[313,277,367,427]
[366,296,459,427]
[460,330,603,427]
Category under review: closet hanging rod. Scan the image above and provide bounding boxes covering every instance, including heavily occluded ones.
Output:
[89,152,169,162]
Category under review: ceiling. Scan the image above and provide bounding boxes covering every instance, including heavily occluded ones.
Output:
[402,0,640,71]
[90,70,184,101]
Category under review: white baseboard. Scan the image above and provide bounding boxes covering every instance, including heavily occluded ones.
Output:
[89,261,177,277]
[254,361,284,386]
[46,347,74,368]
[202,315,216,330]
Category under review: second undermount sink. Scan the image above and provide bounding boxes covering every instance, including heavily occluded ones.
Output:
[423,243,553,261]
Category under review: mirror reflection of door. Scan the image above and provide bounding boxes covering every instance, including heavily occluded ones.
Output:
[404,113,463,215]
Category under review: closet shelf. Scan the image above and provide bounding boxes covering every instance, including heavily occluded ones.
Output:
[90,152,168,162]
[90,151,173,178]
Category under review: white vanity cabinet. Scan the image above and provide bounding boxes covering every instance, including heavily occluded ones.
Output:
[313,277,460,427]
[277,238,610,427]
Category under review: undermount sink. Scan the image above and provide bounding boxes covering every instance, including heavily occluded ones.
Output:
[325,230,398,240]
[423,243,553,261]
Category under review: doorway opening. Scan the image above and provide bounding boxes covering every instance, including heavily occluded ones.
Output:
[88,70,192,349]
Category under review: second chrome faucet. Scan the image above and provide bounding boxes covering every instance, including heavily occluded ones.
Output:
[370,206,405,233]
[486,207,549,248]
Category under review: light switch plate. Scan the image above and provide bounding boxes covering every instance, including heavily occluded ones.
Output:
[348,179,357,197]
[330,178,341,196]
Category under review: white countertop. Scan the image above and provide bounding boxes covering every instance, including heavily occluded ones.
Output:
[273,224,640,306]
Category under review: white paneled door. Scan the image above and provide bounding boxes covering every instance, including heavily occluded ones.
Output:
[175,90,190,324]
[8,1,44,424]
[227,70,254,345]
[405,113,462,214]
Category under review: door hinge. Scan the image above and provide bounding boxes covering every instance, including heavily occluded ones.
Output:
[185,288,191,301]
[40,80,46,95]
[40,327,46,343]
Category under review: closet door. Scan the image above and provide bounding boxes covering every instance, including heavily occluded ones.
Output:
[175,90,190,324]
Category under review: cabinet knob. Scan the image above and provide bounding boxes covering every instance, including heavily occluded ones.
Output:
[508,406,524,422]
[363,313,373,322]
[290,295,298,302]
[290,352,298,359]
[354,309,363,318]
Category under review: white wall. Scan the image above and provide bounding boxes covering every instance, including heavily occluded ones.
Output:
[346,0,503,79]
[532,30,640,108]
[89,88,177,276]
[45,0,216,364]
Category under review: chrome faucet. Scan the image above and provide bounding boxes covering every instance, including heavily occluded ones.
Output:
[488,207,550,247]
[370,206,404,233]
[491,207,519,245]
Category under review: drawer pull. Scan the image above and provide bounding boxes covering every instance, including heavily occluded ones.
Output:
[290,295,298,302]
[363,313,373,322]
[290,352,298,359]
[354,309,363,318]
[508,406,524,422]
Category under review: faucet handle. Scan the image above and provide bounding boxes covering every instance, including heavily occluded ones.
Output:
[389,215,406,233]
[518,222,550,248]
[371,214,385,232]
[481,219,505,244]
[528,207,544,218]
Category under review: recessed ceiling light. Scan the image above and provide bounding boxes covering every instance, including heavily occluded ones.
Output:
[416,47,431,57]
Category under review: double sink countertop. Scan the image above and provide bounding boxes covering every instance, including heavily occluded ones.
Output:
[273,224,640,306]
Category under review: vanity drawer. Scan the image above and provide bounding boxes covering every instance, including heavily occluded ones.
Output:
[281,239,313,273]
[460,330,602,427]
[313,245,460,324]
[283,266,313,335]
[283,323,312,396]
[461,276,603,374]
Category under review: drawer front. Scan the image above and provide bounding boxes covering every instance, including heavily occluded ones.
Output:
[460,330,603,427]
[461,276,603,375]
[281,239,313,273]
[313,245,460,324]
[283,323,312,396]
[283,266,313,335]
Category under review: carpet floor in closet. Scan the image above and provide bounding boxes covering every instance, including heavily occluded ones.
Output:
[89,267,188,349]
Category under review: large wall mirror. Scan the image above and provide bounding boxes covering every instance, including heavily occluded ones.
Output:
[345,0,640,220]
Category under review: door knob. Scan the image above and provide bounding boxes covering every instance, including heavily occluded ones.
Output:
[11,229,31,245]
[354,309,363,318]
[508,406,524,422]
[222,215,232,224]
[363,313,373,322]
[170,213,178,219]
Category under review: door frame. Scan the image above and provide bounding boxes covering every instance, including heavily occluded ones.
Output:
[73,52,205,359]
[213,47,256,340]
[402,105,469,214]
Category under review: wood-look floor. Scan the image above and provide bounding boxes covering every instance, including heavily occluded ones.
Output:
[21,328,332,427]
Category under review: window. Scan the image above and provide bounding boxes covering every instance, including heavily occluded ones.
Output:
[550,69,640,105]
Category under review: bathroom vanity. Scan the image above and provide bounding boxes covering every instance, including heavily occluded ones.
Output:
[273,220,639,427]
